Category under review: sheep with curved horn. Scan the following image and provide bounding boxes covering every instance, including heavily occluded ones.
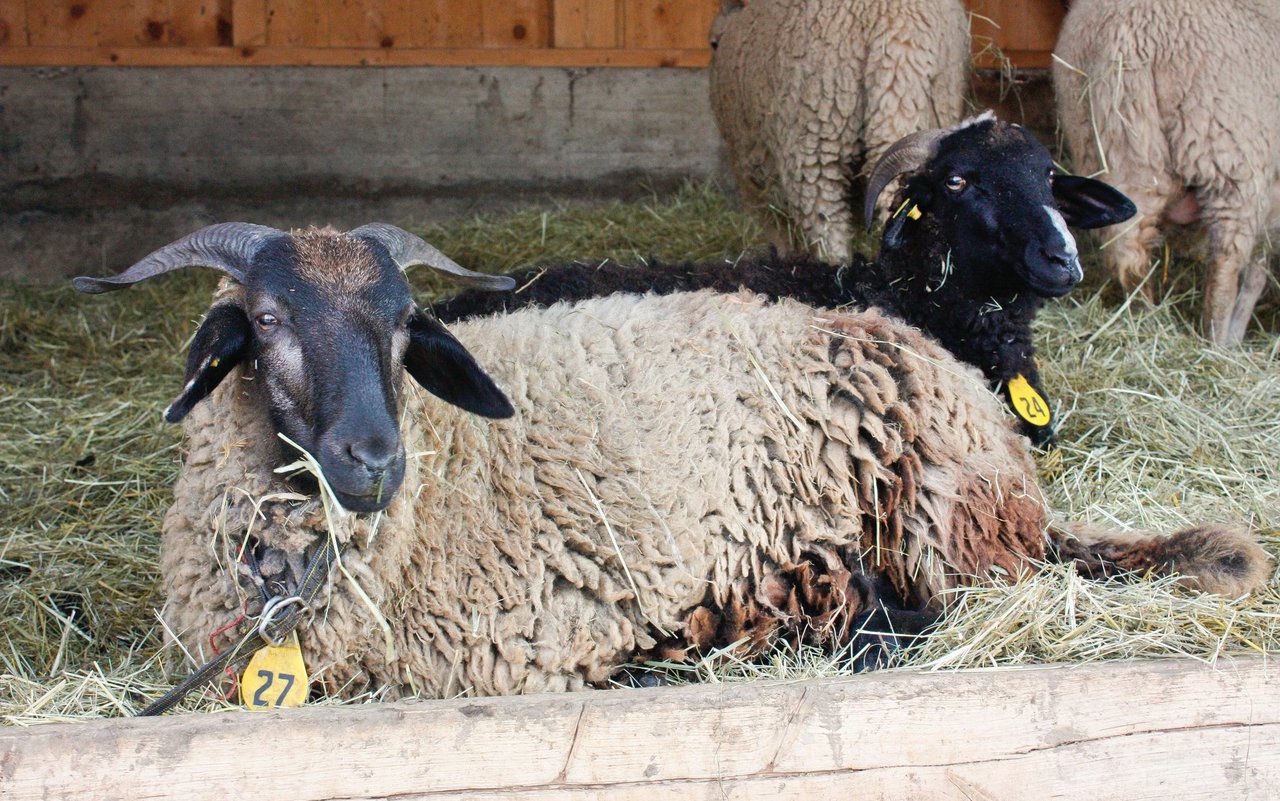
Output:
[76,222,1268,707]
[435,115,1136,447]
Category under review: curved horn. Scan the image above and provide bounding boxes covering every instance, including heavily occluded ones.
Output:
[73,223,283,294]
[349,223,516,291]
[863,129,948,228]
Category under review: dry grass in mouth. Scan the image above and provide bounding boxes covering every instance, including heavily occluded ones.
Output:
[1,181,1276,721]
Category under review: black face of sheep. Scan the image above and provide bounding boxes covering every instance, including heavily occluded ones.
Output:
[866,115,1137,298]
[74,223,515,513]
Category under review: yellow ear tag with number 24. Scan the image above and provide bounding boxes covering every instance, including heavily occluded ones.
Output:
[1007,374,1051,427]
[240,631,308,710]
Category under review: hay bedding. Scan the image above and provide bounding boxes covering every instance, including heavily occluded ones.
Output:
[1,183,1277,722]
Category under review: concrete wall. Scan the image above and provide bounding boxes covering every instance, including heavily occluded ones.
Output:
[1,66,725,282]
[1,65,1053,283]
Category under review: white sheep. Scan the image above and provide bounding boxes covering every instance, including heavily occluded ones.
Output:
[74,225,1272,701]
[709,0,970,263]
[1053,0,1280,345]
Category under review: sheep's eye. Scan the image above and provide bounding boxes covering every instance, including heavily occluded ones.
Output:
[256,313,280,330]
[945,175,967,192]
[1048,168,1056,184]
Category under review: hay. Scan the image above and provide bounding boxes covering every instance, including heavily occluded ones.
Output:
[1,180,1276,721]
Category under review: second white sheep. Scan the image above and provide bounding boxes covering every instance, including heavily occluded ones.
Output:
[710,0,970,262]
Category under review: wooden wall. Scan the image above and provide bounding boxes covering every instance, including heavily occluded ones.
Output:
[0,1,1063,68]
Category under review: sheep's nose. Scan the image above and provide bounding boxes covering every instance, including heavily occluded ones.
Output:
[1043,250,1084,283]
[1027,241,1083,282]
[347,438,397,473]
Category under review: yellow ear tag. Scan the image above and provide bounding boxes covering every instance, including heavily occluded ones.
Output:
[893,199,923,220]
[240,632,309,710]
[1007,374,1051,426]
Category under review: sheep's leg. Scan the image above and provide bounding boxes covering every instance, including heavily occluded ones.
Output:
[1201,212,1262,346]
[1102,185,1168,304]
[733,169,797,257]
[779,152,854,264]
[1224,258,1271,345]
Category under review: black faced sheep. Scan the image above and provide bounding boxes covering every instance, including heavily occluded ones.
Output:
[1053,0,1280,346]
[75,224,1269,703]
[709,0,971,262]
[434,115,1138,447]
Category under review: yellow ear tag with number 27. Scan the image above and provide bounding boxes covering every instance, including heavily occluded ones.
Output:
[240,632,308,710]
[1007,374,1051,427]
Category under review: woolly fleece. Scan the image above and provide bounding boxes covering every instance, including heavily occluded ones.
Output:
[161,290,1269,699]
[1053,0,1280,345]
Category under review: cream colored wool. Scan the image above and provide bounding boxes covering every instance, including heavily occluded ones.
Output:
[160,290,1267,700]
[1053,0,1280,345]
[709,0,970,262]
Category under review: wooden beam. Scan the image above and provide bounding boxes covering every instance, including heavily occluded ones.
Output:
[263,0,327,46]
[1,659,1277,800]
[552,0,619,49]
[231,0,267,47]
[480,0,552,48]
[170,0,234,47]
[0,0,29,47]
[0,44,712,67]
[620,0,718,50]
[965,0,1064,68]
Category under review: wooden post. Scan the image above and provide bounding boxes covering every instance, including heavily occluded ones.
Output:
[1,658,1277,800]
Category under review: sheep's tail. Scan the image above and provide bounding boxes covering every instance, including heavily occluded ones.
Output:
[1045,522,1273,598]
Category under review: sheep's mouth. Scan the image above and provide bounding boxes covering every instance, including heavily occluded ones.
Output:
[1022,260,1082,298]
[331,487,396,513]
[244,536,313,604]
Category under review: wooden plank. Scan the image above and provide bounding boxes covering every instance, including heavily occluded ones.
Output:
[170,0,234,46]
[87,0,230,47]
[326,0,384,48]
[264,0,327,46]
[965,0,1063,68]
[552,0,619,49]
[1020,0,1066,51]
[0,44,711,66]
[93,0,167,47]
[0,0,29,47]
[408,0,482,48]
[1,659,1277,800]
[372,0,423,49]
[24,0,104,47]
[621,0,717,50]
[480,0,550,48]
[231,0,267,47]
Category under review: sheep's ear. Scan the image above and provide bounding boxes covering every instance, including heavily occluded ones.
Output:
[404,309,515,419]
[164,303,251,423]
[1052,175,1137,229]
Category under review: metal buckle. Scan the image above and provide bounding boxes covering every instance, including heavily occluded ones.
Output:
[256,595,307,646]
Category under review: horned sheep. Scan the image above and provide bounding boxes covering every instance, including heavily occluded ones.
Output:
[1053,0,1280,345]
[435,115,1138,447]
[709,0,971,263]
[75,224,1270,704]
